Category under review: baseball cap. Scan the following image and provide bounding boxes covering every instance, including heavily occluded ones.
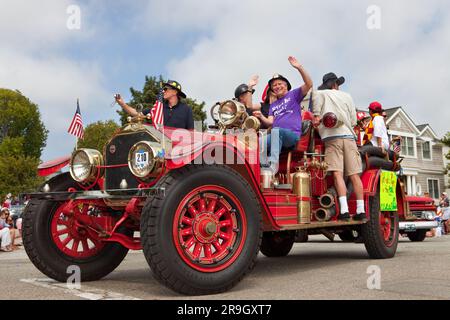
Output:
[368,101,384,113]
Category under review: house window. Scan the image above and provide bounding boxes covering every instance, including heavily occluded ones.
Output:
[400,136,415,157]
[427,179,439,199]
[422,141,431,160]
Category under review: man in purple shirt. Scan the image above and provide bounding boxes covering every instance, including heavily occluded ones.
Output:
[253,56,313,174]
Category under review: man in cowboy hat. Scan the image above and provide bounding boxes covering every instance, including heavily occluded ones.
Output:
[252,56,313,174]
[318,72,345,91]
[116,80,194,129]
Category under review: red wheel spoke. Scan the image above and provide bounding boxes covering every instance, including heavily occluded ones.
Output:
[212,240,222,252]
[185,237,195,250]
[207,198,217,212]
[214,207,227,219]
[187,205,199,217]
[81,239,89,252]
[198,198,207,212]
[61,236,72,248]
[88,237,101,248]
[72,240,80,252]
[55,228,69,236]
[193,243,202,259]
[57,219,71,228]
[181,228,193,237]
[219,220,232,228]
[204,244,212,259]
[182,216,193,226]
[219,232,230,241]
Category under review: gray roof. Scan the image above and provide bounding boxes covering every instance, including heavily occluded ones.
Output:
[383,107,402,119]
[416,124,429,132]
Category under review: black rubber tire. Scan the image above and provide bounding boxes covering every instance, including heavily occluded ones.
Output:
[361,186,399,259]
[140,164,263,296]
[22,173,130,282]
[338,230,358,242]
[367,157,397,171]
[359,145,396,161]
[407,230,427,242]
[260,231,295,257]
[295,230,309,243]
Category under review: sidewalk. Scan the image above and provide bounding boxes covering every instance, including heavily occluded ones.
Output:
[0,231,27,260]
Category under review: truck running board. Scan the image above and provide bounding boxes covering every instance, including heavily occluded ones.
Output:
[279,219,366,231]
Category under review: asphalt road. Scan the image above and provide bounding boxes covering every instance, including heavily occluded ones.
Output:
[1,235,449,300]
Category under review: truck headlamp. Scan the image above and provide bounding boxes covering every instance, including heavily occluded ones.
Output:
[128,141,164,179]
[70,149,103,183]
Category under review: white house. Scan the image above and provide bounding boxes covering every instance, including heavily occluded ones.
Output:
[383,107,445,199]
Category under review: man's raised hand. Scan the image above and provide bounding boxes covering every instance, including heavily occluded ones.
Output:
[248,75,259,88]
[288,56,302,69]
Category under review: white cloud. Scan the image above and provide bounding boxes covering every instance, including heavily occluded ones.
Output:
[0,0,111,161]
[151,0,450,136]
[2,0,450,163]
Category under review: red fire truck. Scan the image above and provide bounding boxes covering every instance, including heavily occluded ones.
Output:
[23,100,407,295]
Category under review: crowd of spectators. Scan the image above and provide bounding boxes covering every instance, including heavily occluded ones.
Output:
[1,193,23,253]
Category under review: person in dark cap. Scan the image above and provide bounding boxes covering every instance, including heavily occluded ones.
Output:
[234,75,258,113]
[234,76,273,129]
[115,80,194,130]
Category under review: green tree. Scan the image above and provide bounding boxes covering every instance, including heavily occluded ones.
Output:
[0,89,48,199]
[0,89,48,158]
[443,132,450,188]
[0,156,43,197]
[116,75,207,129]
[77,120,120,152]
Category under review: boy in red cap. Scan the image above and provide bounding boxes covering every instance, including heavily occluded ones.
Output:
[363,102,390,156]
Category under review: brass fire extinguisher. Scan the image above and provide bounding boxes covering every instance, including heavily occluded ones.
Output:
[293,168,311,224]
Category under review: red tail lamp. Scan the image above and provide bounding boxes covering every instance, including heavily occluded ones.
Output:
[322,112,338,128]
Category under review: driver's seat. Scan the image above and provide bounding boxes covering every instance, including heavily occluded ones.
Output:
[295,111,314,152]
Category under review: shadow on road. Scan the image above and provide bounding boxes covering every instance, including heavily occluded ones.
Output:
[97,242,374,298]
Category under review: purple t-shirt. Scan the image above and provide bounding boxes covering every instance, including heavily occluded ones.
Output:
[269,88,304,136]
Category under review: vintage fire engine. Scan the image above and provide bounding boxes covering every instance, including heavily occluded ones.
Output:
[23,100,406,295]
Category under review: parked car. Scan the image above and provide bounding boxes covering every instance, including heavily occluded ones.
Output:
[23,101,405,295]
[400,196,438,241]
[324,196,438,243]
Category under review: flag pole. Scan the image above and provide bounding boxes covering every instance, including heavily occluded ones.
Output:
[76,98,79,150]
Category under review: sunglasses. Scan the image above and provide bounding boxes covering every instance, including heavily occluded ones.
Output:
[163,87,173,92]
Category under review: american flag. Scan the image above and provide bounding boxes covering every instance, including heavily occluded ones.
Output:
[393,137,402,154]
[67,99,84,139]
[150,87,164,128]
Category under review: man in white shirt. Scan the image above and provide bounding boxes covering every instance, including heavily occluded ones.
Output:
[313,73,365,221]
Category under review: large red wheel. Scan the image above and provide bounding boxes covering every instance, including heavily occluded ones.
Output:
[141,165,262,295]
[50,202,106,259]
[173,186,247,272]
[361,185,399,259]
[22,173,130,282]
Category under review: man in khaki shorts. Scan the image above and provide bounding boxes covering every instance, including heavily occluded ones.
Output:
[313,73,365,221]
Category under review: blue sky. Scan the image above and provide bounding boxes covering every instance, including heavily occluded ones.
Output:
[1,0,449,161]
